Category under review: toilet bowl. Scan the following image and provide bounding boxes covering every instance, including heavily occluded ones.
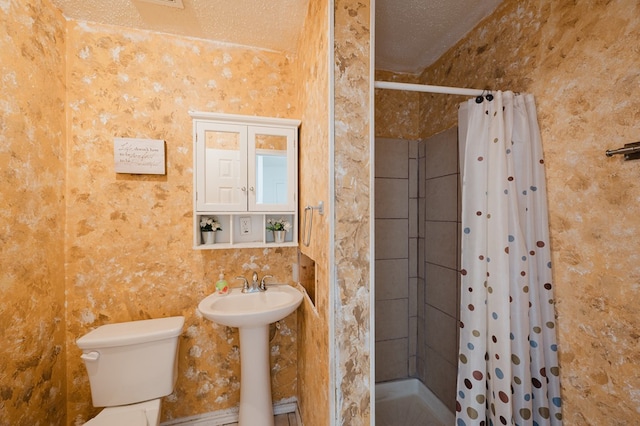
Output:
[84,399,160,426]
[77,316,184,426]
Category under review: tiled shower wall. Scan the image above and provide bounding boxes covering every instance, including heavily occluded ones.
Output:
[375,128,460,412]
[417,127,460,412]
[375,138,415,381]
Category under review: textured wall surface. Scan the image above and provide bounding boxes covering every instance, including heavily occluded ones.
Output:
[0,0,68,424]
[294,0,331,425]
[62,20,300,424]
[374,70,420,140]
[2,0,338,423]
[334,0,372,424]
[377,0,640,423]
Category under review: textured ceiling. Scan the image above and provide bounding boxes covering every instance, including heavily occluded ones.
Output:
[375,0,504,74]
[50,0,309,53]
[51,0,503,75]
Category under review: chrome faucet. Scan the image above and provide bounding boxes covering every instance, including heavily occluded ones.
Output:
[260,275,273,291]
[235,276,250,292]
[236,272,270,293]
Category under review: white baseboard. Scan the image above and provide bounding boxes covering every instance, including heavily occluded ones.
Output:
[161,398,299,426]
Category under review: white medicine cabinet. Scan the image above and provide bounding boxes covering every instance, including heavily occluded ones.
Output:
[190,111,300,249]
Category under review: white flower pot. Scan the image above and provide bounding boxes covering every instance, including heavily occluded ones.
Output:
[273,230,286,243]
[202,231,216,245]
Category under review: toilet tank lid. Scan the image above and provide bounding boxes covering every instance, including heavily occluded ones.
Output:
[77,316,184,349]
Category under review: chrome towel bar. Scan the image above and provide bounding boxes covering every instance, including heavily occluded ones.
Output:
[606,142,640,160]
[302,201,324,247]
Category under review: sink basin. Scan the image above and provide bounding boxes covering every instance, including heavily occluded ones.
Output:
[198,284,303,328]
[199,283,303,426]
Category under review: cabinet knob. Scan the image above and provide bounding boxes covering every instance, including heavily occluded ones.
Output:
[250,186,255,192]
[241,187,247,192]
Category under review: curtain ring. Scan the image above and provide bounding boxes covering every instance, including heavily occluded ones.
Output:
[485,90,494,102]
[476,89,494,103]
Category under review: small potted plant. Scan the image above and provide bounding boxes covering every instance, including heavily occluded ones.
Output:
[200,216,222,244]
[266,217,291,243]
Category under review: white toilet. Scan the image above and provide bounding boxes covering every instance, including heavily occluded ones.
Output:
[76,316,185,426]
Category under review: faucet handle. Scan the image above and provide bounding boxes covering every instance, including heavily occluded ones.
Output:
[260,274,273,291]
[236,276,249,292]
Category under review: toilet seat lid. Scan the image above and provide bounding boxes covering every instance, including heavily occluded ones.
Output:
[85,408,148,426]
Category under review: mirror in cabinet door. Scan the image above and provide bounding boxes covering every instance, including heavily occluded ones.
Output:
[248,126,296,212]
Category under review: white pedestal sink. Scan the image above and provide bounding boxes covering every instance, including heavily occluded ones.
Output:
[198,284,303,426]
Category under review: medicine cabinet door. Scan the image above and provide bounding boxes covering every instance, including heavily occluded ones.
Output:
[248,126,297,212]
[196,122,248,212]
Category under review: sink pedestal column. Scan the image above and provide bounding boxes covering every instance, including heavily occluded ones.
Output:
[238,325,274,426]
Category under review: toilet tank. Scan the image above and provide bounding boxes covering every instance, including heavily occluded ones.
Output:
[77,316,184,407]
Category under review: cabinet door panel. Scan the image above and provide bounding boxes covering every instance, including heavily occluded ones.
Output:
[196,123,247,211]
[206,148,238,204]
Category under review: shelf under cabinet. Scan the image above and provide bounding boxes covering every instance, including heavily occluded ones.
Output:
[194,212,297,250]
[194,241,298,250]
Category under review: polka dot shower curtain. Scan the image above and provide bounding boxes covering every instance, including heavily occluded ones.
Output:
[455,92,563,425]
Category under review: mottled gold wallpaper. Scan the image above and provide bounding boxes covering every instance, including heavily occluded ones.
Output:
[3,0,370,423]
[294,0,332,425]
[0,0,67,424]
[374,70,421,140]
[63,21,301,423]
[377,0,640,423]
[334,0,373,424]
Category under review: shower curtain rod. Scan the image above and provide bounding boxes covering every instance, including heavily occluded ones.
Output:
[374,80,487,96]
